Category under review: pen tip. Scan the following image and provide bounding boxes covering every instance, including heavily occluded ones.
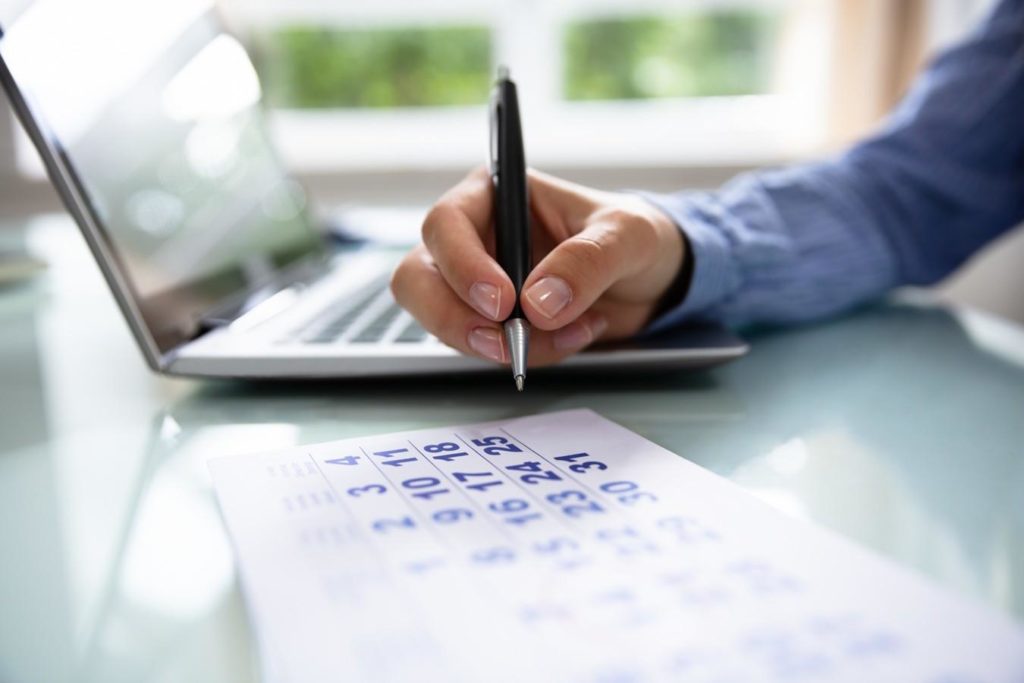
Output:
[515,375,524,392]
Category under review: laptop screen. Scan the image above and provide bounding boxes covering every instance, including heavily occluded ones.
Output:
[0,0,323,356]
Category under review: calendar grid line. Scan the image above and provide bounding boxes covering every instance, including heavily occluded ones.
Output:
[498,427,647,516]
[499,426,670,555]
[357,445,457,551]
[405,439,518,544]
[497,427,607,500]
[305,451,435,565]
[305,452,534,674]
[451,432,580,538]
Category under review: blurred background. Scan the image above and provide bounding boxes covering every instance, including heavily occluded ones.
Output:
[0,8,1021,681]
[1,0,1021,322]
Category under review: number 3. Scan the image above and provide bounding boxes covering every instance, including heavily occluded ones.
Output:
[347,483,387,497]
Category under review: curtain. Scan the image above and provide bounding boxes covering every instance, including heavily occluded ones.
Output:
[826,0,929,146]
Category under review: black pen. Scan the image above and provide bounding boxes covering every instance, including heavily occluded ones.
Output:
[489,66,530,391]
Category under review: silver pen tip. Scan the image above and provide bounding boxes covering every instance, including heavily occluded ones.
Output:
[515,375,525,392]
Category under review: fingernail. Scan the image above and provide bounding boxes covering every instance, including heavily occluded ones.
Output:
[469,282,501,320]
[468,327,505,362]
[554,316,607,352]
[525,276,572,319]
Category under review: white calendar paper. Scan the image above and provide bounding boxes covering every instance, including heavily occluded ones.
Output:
[209,409,1024,683]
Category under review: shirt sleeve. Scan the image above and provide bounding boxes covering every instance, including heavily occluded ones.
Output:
[644,0,1024,332]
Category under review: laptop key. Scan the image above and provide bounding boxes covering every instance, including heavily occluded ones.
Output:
[300,286,382,343]
[351,302,404,343]
[395,320,428,343]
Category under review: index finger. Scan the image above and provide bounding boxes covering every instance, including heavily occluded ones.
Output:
[421,167,516,322]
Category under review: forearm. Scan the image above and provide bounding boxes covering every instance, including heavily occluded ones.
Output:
[644,0,1024,331]
[641,160,900,330]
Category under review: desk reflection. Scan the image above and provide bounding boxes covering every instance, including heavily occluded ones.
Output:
[2,249,1022,683]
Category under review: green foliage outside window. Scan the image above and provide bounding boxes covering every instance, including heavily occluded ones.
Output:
[254,25,492,109]
[253,12,777,109]
[564,12,778,100]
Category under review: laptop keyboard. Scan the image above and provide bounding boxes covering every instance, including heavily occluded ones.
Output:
[351,300,408,343]
[289,281,430,345]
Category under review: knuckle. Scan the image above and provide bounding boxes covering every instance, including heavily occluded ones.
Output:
[632,213,661,255]
[390,248,433,304]
[592,205,635,227]
[389,259,413,304]
[566,219,637,280]
[597,205,658,261]
[421,204,454,246]
[566,235,610,276]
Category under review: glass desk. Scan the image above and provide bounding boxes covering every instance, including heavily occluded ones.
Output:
[1,216,1022,682]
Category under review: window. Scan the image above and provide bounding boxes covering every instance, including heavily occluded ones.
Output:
[563,12,778,101]
[226,0,812,172]
[254,25,493,109]
[11,0,992,178]
[252,9,779,109]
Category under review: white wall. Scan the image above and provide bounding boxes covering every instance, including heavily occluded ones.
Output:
[941,225,1024,324]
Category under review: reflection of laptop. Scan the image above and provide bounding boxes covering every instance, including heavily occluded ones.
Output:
[0,0,747,379]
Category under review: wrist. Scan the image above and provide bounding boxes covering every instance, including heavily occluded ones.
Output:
[648,216,694,322]
[637,191,740,327]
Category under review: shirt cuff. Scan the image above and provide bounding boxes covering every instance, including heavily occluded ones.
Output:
[636,191,741,334]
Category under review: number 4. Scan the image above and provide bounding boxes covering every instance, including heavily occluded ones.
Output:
[507,461,543,473]
[325,455,360,466]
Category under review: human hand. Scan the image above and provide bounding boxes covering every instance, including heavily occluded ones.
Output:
[391,167,685,367]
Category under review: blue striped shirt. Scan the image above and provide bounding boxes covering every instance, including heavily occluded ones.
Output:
[645,0,1024,331]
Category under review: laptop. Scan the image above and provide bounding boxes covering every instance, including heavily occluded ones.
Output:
[0,0,747,380]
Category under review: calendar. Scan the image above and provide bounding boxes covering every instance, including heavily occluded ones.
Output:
[209,409,1024,682]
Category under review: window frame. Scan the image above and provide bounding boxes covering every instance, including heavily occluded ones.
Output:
[9,0,995,179]
[229,0,819,171]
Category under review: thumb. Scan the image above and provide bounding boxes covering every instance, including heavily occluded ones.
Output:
[521,218,650,331]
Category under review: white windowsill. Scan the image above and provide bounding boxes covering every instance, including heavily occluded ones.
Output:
[268,95,822,173]
[11,95,823,192]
